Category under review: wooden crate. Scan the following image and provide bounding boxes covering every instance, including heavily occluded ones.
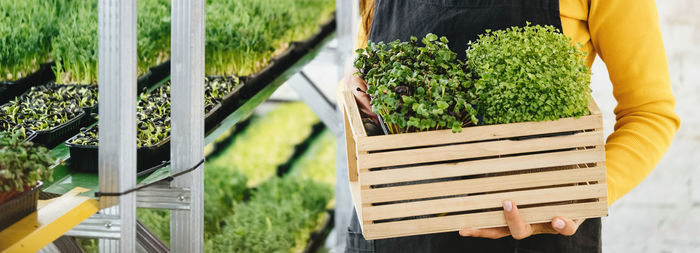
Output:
[341,91,608,240]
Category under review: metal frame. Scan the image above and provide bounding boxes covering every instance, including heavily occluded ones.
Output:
[82,0,205,252]
[97,0,137,252]
[169,0,206,251]
[57,0,353,251]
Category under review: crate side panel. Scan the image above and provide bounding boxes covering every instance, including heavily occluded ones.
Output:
[360,147,605,185]
[359,130,603,169]
[361,201,608,240]
[344,109,359,182]
[342,91,366,137]
[360,166,605,204]
[362,183,607,221]
[358,114,602,152]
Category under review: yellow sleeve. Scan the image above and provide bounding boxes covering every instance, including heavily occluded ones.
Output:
[588,0,680,205]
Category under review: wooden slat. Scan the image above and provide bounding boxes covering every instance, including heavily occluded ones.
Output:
[359,130,603,169]
[344,110,359,182]
[361,148,604,185]
[342,91,367,137]
[349,181,368,231]
[361,166,605,203]
[357,114,602,152]
[363,183,606,221]
[361,201,608,240]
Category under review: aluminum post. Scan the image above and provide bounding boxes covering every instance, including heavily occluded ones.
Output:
[97,0,137,252]
[170,0,205,252]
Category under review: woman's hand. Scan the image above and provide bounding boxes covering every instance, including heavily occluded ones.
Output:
[346,70,379,124]
[459,200,585,239]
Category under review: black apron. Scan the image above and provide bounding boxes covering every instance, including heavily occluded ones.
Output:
[346,0,602,252]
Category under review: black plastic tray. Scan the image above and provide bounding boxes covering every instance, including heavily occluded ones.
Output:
[237,14,336,101]
[0,62,56,104]
[239,61,276,100]
[293,13,337,55]
[204,76,245,133]
[65,133,170,172]
[137,60,171,91]
[32,110,87,147]
[303,210,335,253]
[24,130,37,143]
[0,181,42,231]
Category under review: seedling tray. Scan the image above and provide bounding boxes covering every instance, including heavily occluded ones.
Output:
[240,62,276,100]
[65,133,170,172]
[24,130,37,143]
[204,76,244,133]
[237,14,336,101]
[293,13,336,55]
[0,62,55,104]
[302,210,334,253]
[341,91,608,240]
[0,181,42,231]
[30,109,87,148]
[137,60,171,91]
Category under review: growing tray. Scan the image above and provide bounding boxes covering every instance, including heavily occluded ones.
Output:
[29,109,87,148]
[292,13,337,55]
[204,76,244,133]
[137,60,171,91]
[303,210,334,253]
[0,62,55,104]
[24,130,37,143]
[341,91,608,240]
[0,181,42,231]
[62,59,172,117]
[65,133,170,172]
[238,14,336,101]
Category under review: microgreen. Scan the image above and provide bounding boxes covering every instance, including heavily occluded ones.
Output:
[0,85,91,133]
[465,24,591,124]
[67,77,240,148]
[51,0,171,84]
[0,0,61,81]
[206,176,332,253]
[204,0,335,76]
[354,34,478,134]
[0,130,54,192]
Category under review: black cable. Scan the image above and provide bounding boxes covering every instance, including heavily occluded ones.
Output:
[94,158,205,197]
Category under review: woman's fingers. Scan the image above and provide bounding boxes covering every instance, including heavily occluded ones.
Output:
[459,227,510,239]
[502,200,533,240]
[347,74,379,124]
[550,217,581,236]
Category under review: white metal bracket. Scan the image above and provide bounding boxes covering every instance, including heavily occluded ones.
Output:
[66,214,122,240]
[137,183,191,210]
[289,71,343,136]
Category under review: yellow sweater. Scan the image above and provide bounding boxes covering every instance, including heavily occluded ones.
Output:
[355,0,680,206]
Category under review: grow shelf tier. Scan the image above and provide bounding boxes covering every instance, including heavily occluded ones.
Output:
[41,27,336,197]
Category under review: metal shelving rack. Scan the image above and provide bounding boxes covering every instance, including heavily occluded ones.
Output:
[0,0,354,252]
